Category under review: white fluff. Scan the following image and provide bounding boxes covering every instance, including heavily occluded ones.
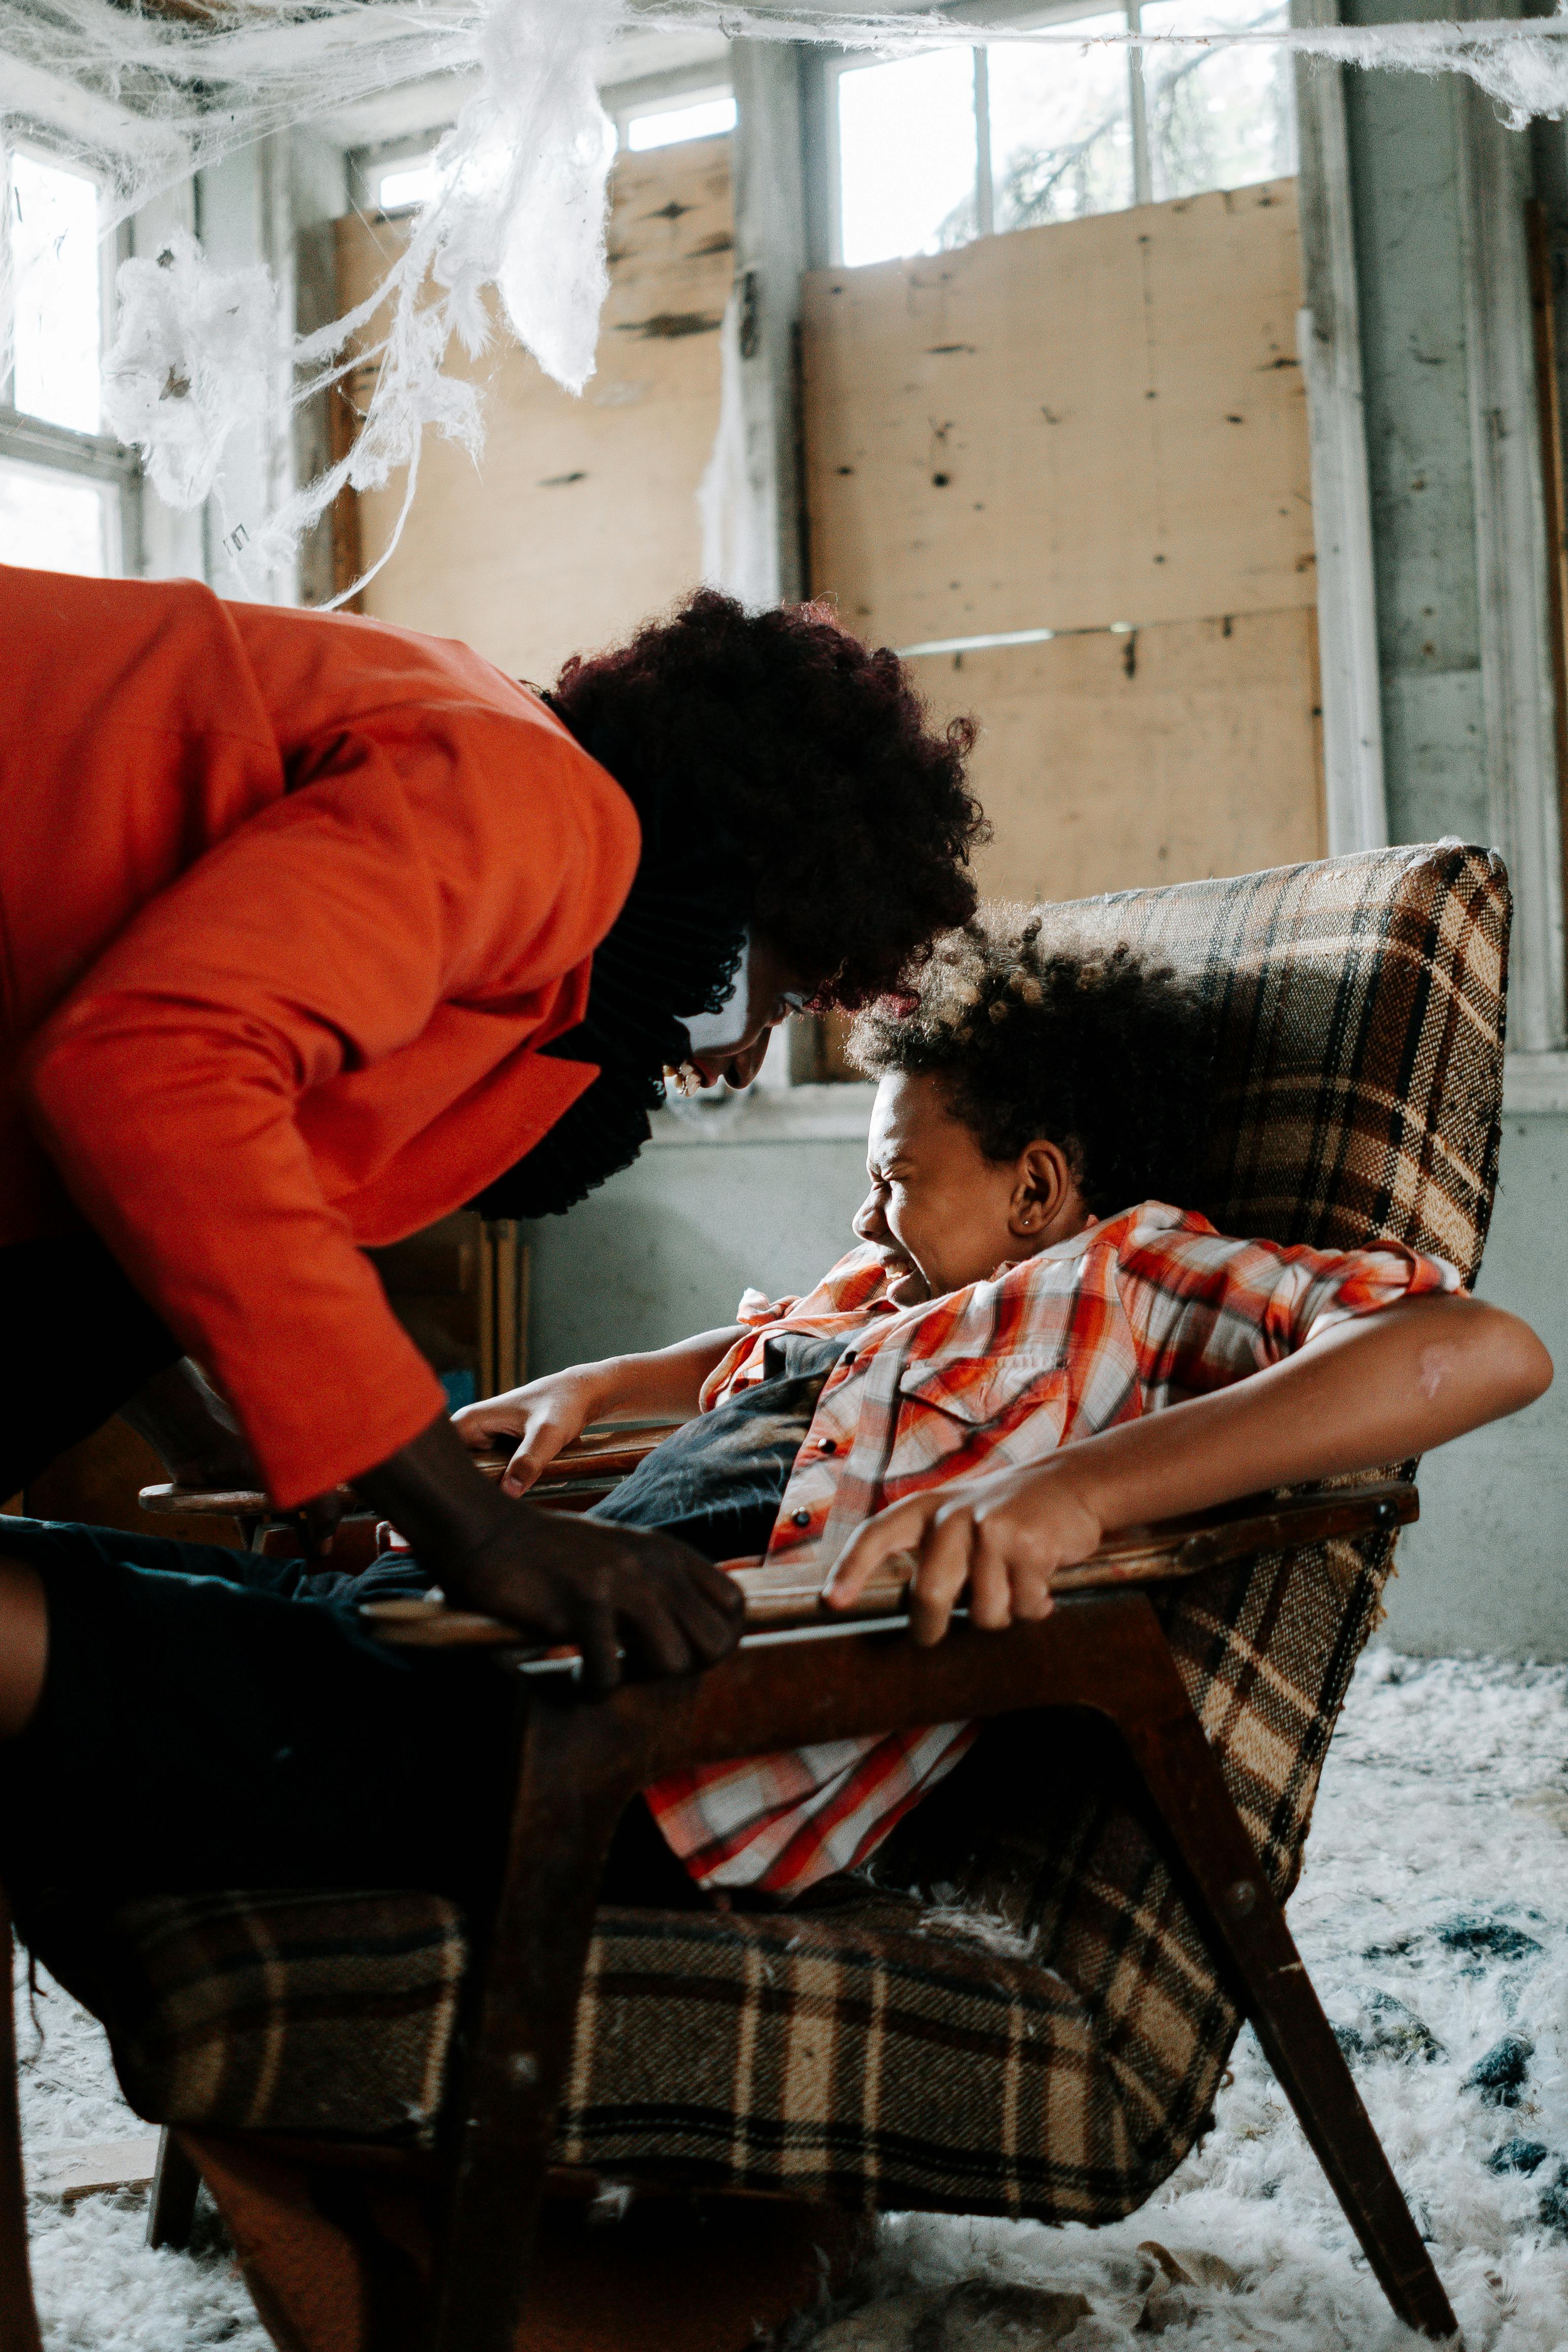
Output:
[15,1648,1568,2348]
[103,232,277,509]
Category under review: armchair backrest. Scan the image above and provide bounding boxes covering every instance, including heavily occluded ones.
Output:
[1052,839,1509,1284]
[877,842,1511,2209]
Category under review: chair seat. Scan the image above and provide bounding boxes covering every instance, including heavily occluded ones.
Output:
[94,1881,1170,2226]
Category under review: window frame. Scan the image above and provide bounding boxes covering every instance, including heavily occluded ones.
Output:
[2,140,141,574]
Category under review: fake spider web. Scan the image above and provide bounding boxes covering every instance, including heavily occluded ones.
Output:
[6,0,1568,601]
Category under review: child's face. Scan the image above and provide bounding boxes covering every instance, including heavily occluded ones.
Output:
[852,1072,1093,1308]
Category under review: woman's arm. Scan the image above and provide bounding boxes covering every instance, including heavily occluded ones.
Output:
[826,1293,1552,1644]
[452,1327,745,1494]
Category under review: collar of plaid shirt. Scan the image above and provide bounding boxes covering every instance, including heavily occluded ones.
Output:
[642,1201,1458,1896]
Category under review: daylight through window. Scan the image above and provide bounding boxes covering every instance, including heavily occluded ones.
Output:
[626,92,737,152]
[2,147,128,579]
[836,0,1295,269]
[8,149,103,432]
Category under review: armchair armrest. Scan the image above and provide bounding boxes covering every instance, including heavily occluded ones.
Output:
[360,1477,1417,1655]
[136,1421,685,1526]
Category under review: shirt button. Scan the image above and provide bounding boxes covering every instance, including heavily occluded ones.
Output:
[791,1509,811,1527]
[819,1438,838,1454]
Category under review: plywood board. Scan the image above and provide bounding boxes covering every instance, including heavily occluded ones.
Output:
[339,136,732,680]
[910,607,1325,906]
[803,180,1312,649]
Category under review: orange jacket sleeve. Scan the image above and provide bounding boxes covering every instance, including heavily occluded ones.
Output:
[22,708,638,1506]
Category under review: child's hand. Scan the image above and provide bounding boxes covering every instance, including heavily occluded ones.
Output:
[451,1371,601,1497]
[823,1461,1104,1646]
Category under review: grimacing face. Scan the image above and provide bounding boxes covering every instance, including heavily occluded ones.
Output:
[851,1071,1094,1309]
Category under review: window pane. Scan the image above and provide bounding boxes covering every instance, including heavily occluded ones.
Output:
[0,458,115,575]
[987,17,1135,230]
[1139,0,1297,203]
[627,93,737,152]
[9,151,103,434]
[838,48,978,268]
[377,158,440,211]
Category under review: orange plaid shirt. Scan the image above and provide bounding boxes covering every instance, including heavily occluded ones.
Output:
[643,1203,1459,1895]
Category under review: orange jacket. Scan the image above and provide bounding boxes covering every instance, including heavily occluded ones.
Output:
[0,566,640,1505]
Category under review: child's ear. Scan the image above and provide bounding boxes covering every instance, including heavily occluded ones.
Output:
[1011,1140,1085,1242]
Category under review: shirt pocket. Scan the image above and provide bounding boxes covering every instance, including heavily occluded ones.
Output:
[895,1354,1069,1453]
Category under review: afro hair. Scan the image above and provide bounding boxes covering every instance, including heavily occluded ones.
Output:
[548,589,987,1008]
[850,909,1214,1215]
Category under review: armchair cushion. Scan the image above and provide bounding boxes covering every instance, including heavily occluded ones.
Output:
[96,1883,1162,2223]
[102,1889,466,2142]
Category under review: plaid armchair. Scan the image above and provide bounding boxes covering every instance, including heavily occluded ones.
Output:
[5,841,1509,2350]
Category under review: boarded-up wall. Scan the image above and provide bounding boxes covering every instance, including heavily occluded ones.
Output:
[338,135,732,680]
[802,180,1323,902]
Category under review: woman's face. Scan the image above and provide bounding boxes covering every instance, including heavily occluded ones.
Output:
[852,1072,1092,1307]
[672,936,808,1090]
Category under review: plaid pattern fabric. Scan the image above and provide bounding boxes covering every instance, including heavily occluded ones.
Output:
[104,1889,465,2141]
[552,1895,1145,2218]
[646,1213,1457,1893]
[93,843,1509,2230]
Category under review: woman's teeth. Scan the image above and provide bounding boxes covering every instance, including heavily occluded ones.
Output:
[664,1061,705,1098]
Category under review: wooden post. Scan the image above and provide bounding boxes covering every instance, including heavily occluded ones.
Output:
[478,1221,527,1400]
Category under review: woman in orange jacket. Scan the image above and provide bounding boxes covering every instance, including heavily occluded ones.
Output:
[1,567,983,1684]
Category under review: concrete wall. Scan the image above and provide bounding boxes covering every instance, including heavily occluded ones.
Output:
[525,1133,871,1371]
[1340,10,1568,1656]
[1381,1112,1568,1657]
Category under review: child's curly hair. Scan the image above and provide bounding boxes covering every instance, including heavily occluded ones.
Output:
[850,910,1213,1214]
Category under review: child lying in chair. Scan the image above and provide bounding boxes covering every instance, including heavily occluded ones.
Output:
[0,924,1548,1948]
[449,919,1552,1898]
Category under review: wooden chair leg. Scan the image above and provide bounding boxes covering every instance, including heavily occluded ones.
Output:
[147,2126,202,2250]
[0,1899,43,2352]
[1091,1599,1457,2341]
[430,1686,649,2352]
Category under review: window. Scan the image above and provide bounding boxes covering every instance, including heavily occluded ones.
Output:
[0,455,117,575]
[624,90,736,152]
[833,0,1295,267]
[376,156,442,213]
[1140,0,1295,202]
[2,147,134,578]
[838,48,977,270]
[10,151,102,432]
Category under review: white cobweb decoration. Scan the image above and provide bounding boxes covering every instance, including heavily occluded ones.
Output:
[7,0,1568,600]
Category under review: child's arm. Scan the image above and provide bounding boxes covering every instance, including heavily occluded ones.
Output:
[827,1293,1551,1644]
[452,1328,745,1495]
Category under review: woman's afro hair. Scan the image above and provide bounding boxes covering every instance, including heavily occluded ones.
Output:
[549,589,987,1007]
[850,910,1215,1215]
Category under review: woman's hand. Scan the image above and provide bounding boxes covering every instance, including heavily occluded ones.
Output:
[451,1370,603,1496]
[356,1410,743,1693]
[824,1460,1104,1646]
[444,1510,744,1694]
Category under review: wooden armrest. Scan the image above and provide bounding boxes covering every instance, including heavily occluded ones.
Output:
[359,1478,1417,1653]
[137,1420,685,1522]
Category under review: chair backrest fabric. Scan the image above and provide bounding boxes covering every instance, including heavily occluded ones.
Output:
[878,840,1510,2207]
[1051,839,1507,1278]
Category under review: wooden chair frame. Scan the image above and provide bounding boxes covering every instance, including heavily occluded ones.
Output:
[0,1469,1459,2350]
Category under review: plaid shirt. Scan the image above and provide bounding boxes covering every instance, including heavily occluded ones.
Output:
[643,1203,1459,1895]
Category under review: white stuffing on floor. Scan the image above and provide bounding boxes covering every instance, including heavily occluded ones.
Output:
[14,1651,1568,2350]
